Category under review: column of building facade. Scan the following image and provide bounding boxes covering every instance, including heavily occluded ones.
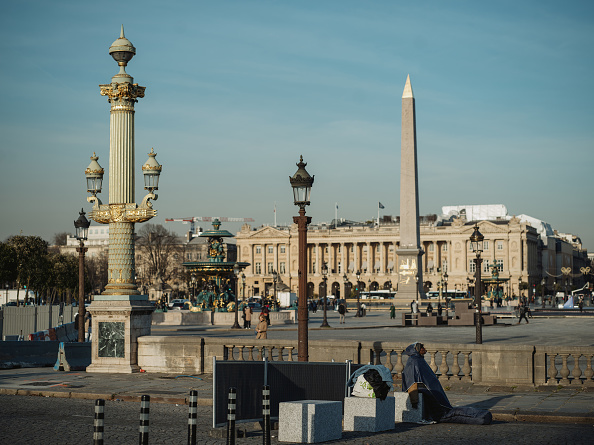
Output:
[273,242,278,274]
[340,242,346,275]
[447,240,452,274]
[365,242,371,274]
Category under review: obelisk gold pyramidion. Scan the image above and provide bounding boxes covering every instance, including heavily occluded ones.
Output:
[86,26,161,373]
[396,75,424,303]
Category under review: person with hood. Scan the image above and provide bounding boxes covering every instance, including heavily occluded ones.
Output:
[402,342,492,425]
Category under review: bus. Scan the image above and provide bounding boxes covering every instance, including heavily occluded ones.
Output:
[360,290,396,300]
[426,290,468,300]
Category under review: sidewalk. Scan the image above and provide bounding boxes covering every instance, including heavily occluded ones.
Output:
[1,366,592,424]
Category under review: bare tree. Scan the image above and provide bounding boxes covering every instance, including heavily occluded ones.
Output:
[136,224,182,286]
[53,232,69,246]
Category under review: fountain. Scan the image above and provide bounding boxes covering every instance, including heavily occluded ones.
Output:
[182,219,249,312]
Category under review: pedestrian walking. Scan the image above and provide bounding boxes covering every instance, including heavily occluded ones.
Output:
[338,302,346,324]
[426,302,433,315]
[390,303,396,319]
[256,314,268,339]
[244,305,252,329]
[518,303,529,324]
[437,302,443,317]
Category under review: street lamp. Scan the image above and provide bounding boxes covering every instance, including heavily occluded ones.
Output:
[541,278,546,308]
[470,224,484,344]
[518,276,523,303]
[190,274,197,303]
[415,274,419,302]
[232,263,242,329]
[443,272,448,303]
[272,270,278,304]
[561,267,571,302]
[74,209,90,343]
[355,270,362,317]
[289,155,314,362]
[241,273,246,303]
[320,262,330,328]
[343,273,349,302]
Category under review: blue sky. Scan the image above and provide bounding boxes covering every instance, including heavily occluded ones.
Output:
[1,1,593,250]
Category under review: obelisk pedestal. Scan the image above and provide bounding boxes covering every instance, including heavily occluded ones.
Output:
[395,75,424,305]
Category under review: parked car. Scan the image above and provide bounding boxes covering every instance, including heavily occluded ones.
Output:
[168,299,187,309]
[248,302,262,310]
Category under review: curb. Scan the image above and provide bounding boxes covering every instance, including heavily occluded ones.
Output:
[2,388,592,424]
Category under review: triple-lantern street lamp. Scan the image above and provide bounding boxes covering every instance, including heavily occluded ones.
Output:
[470,224,484,344]
[289,156,314,362]
[74,209,90,343]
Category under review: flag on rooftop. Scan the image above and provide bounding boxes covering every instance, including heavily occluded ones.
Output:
[378,202,385,209]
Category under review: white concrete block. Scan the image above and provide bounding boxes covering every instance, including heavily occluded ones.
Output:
[393,392,424,423]
[278,400,342,443]
[344,396,395,432]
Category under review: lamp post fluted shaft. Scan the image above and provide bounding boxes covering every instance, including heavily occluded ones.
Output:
[295,207,311,361]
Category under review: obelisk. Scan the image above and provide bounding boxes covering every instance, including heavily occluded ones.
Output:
[396,75,424,303]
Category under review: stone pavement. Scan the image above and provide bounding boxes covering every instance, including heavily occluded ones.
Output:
[1,366,592,425]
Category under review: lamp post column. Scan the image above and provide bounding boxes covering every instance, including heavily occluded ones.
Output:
[475,254,483,344]
[77,240,88,343]
[295,207,311,361]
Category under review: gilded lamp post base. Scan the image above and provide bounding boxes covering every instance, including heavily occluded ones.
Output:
[86,297,154,374]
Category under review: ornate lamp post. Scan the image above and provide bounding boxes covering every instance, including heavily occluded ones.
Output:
[470,224,484,344]
[561,267,571,301]
[343,273,349,302]
[443,272,448,302]
[74,209,90,343]
[191,274,197,303]
[541,278,546,308]
[415,274,419,302]
[85,27,162,373]
[272,270,278,304]
[320,262,330,328]
[355,270,362,317]
[518,276,523,303]
[289,155,314,362]
[241,273,246,303]
[232,263,242,329]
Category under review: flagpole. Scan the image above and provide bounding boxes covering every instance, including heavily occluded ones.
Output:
[274,202,277,227]
[377,202,380,227]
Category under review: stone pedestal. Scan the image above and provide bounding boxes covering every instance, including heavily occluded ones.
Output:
[86,295,154,373]
[344,397,395,432]
[278,400,342,443]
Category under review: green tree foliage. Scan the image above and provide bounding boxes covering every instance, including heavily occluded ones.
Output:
[7,235,49,306]
[0,242,18,285]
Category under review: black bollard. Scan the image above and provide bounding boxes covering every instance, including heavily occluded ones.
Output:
[226,387,237,445]
[262,385,271,445]
[188,390,198,445]
[139,395,150,445]
[93,399,105,445]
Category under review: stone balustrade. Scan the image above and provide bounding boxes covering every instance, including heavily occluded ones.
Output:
[137,336,594,387]
[535,346,594,386]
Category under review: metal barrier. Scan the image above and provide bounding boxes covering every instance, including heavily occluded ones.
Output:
[212,358,363,427]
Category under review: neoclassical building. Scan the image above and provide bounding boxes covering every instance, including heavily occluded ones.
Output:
[235,207,588,300]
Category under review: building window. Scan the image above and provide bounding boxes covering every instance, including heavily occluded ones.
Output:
[267,262,273,273]
[256,245,261,254]
[280,245,285,253]
[268,246,273,254]
[325,246,328,254]
[483,241,489,250]
[442,260,448,273]
[186,253,192,260]
[469,260,476,273]
[338,262,341,273]
[279,262,286,274]
[442,243,448,252]
[312,262,316,274]
[482,260,491,274]
[429,244,434,252]
[338,245,341,253]
[497,241,503,250]
[255,262,261,274]
[351,246,354,253]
